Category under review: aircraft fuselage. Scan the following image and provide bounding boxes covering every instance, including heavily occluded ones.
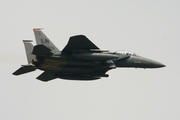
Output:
[33,52,165,80]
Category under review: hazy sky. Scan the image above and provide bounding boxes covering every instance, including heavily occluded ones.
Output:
[0,0,179,120]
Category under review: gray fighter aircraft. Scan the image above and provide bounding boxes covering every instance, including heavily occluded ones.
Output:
[13,28,165,81]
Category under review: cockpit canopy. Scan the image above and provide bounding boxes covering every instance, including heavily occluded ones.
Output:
[114,50,136,56]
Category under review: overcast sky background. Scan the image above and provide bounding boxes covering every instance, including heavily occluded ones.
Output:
[0,0,179,120]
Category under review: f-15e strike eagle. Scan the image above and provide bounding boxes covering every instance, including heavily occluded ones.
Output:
[13,28,165,81]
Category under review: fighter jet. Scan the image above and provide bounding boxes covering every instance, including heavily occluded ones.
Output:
[13,28,165,81]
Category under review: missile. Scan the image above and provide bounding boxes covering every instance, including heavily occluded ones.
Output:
[72,53,119,61]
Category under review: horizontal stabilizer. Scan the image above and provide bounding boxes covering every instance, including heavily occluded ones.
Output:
[32,45,53,55]
[13,66,36,75]
[36,71,56,82]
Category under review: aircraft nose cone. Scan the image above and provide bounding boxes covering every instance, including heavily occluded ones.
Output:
[144,59,165,68]
[152,61,166,68]
[138,56,165,68]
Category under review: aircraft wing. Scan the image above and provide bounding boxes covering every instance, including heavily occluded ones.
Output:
[62,35,99,54]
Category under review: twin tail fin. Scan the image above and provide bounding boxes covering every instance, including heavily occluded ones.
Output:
[33,28,60,54]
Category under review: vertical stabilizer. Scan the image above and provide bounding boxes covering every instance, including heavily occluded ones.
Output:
[33,28,60,54]
[23,40,36,64]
